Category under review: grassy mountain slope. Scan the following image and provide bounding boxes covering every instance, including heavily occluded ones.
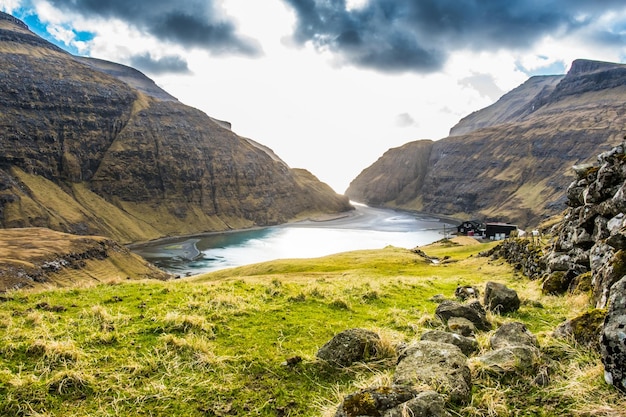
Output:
[0,13,351,244]
[1,240,624,416]
[346,59,626,226]
[0,227,169,292]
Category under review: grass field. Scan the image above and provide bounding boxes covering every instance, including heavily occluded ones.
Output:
[1,239,624,416]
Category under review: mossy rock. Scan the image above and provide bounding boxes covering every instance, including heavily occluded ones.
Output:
[553,309,606,349]
[542,270,578,295]
[336,386,415,417]
[569,271,593,294]
[611,250,626,278]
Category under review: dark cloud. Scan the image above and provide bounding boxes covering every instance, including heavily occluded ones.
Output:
[130,53,191,75]
[45,0,261,56]
[283,0,626,73]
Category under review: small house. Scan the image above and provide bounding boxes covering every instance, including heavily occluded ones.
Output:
[457,220,484,236]
[485,222,518,240]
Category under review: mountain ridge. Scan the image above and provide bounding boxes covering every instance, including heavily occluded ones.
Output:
[0,12,352,244]
[347,58,626,226]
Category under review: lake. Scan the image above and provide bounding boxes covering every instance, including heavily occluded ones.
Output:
[131,204,456,276]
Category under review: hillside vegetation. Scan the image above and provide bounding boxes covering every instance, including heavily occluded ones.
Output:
[2,239,624,416]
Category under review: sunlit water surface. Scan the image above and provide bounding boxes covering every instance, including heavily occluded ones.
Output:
[131,205,455,276]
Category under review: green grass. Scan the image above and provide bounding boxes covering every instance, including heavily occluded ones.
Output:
[0,242,624,416]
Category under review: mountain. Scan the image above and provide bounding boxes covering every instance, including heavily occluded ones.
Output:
[0,12,352,244]
[346,59,626,226]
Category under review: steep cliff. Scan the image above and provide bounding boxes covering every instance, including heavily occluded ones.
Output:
[346,59,626,226]
[0,13,352,243]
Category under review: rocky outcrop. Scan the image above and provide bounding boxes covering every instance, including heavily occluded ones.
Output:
[0,227,170,292]
[544,141,626,307]
[0,13,352,244]
[346,59,626,226]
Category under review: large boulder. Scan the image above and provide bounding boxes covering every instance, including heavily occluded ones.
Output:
[490,322,539,350]
[420,330,479,356]
[394,341,471,404]
[601,276,626,392]
[484,282,520,314]
[334,388,451,417]
[317,328,381,367]
[435,300,492,332]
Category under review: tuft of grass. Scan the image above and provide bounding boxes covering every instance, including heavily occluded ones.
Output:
[159,311,215,335]
[27,339,82,365]
[47,370,94,398]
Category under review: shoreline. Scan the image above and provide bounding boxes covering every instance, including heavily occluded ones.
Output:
[127,209,361,250]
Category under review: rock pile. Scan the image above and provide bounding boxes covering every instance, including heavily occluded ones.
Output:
[326,284,542,416]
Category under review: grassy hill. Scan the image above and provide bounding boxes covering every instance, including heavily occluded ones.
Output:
[1,239,624,416]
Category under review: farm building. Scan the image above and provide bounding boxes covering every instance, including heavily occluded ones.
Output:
[485,222,518,240]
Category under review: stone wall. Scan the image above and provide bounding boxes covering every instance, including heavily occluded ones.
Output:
[545,140,626,307]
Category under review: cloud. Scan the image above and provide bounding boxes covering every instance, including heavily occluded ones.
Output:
[395,112,417,128]
[282,0,626,73]
[44,0,261,56]
[129,53,191,75]
[459,73,504,101]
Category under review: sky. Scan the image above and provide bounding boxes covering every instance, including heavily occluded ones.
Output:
[2,0,626,193]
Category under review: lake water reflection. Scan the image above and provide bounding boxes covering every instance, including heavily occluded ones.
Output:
[131,204,455,276]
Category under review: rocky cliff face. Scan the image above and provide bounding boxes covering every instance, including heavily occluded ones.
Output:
[346,59,626,226]
[0,13,351,243]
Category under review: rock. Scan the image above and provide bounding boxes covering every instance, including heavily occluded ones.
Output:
[334,386,417,417]
[334,388,451,417]
[553,309,606,349]
[601,276,626,393]
[394,341,471,404]
[435,300,491,332]
[420,330,479,356]
[429,294,448,303]
[490,322,539,350]
[484,282,520,314]
[542,270,577,295]
[455,285,480,301]
[316,328,381,367]
[447,317,477,337]
[474,346,539,375]
[384,391,451,417]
